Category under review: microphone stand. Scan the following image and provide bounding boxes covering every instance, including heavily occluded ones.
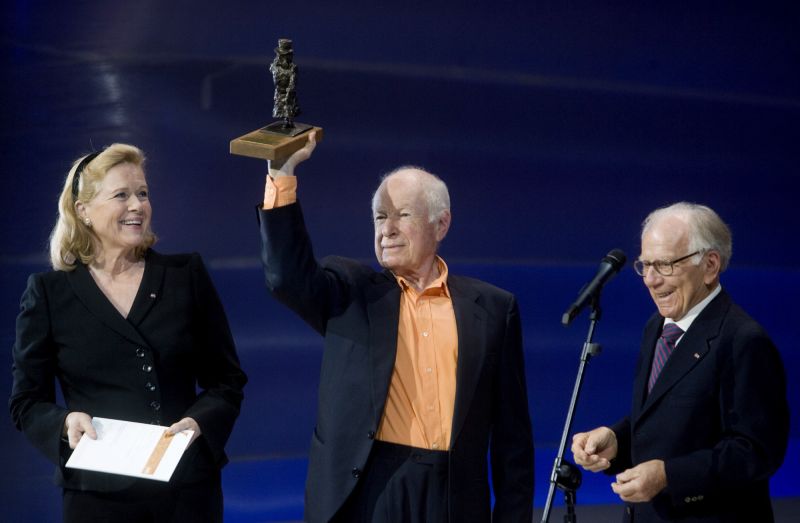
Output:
[540,293,604,523]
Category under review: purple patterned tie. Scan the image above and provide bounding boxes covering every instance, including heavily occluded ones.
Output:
[648,323,684,392]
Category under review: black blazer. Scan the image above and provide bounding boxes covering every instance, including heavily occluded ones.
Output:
[611,290,789,522]
[258,202,534,523]
[9,250,247,492]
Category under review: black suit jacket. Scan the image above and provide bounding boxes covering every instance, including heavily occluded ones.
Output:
[610,290,788,522]
[9,251,247,491]
[258,202,534,523]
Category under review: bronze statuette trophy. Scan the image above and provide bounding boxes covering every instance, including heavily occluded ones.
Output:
[230,39,323,161]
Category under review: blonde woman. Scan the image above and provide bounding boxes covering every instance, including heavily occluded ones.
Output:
[10,144,247,522]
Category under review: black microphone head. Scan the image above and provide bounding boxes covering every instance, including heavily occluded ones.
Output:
[603,249,626,271]
[562,248,626,326]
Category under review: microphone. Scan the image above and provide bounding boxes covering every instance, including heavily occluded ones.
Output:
[561,249,626,325]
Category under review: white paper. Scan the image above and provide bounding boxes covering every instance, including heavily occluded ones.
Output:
[65,417,194,482]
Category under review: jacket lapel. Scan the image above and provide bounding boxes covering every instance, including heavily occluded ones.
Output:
[448,276,488,445]
[632,316,661,416]
[366,270,401,427]
[67,262,151,348]
[636,291,729,422]
[126,251,165,327]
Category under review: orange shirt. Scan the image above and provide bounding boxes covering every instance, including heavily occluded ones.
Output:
[263,174,297,209]
[377,260,458,450]
[263,174,459,450]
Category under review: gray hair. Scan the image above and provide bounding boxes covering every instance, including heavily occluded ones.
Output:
[642,202,732,272]
[371,165,450,223]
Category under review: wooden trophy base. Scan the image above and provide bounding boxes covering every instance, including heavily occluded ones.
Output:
[230,122,323,161]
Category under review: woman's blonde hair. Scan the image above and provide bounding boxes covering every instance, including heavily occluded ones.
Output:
[49,143,157,271]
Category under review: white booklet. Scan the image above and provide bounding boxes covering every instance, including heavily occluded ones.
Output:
[65,417,194,482]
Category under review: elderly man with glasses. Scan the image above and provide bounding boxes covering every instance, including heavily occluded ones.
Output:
[571,202,789,523]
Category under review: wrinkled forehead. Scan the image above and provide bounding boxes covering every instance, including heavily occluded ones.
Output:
[97,162,148,188]
[641,215,690,257]
[374,172,426,211]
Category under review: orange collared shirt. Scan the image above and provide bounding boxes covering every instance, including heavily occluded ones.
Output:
[376,258,458,450]
[263,175,459,450]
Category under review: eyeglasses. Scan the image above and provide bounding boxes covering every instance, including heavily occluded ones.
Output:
[633,251,702,277]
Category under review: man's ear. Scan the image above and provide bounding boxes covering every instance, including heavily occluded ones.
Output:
[703,250,721,285]
[435,210,451,242]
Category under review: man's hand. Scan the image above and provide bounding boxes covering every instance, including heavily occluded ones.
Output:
[611,459,667,502]
[268,130,317,178]
[168,417,201,445]
[571,426,618,472]
[63,411,96,449]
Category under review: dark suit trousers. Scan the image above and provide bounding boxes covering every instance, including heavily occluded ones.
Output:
[62,473,222,523]
[334,441,450,523]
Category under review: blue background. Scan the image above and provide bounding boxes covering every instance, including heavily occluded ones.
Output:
[1,2,797,521]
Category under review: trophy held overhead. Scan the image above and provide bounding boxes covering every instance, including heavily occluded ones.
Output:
[230,38,323,161]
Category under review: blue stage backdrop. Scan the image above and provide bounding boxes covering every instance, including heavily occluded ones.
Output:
[2,2,797,521]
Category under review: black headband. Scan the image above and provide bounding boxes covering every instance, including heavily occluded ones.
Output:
[71,151,101,199]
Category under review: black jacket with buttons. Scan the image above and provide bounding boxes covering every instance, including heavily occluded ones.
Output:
[610,290,788,522]
[9,250,247,491]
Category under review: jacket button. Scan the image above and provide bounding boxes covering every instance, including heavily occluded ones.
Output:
[367,431,376,439]
[684,497,691,503]
[145,382,156,392]
[150,401,161,411]
[351,467,361,478]
[142,364,153,373]
[136,348,146,358]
